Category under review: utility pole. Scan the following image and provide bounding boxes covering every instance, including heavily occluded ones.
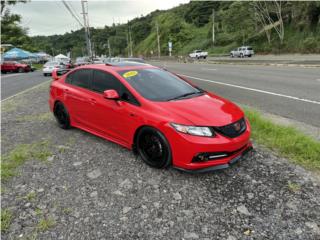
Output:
[128,23,133,57]
[107,39,111,57]
[81,0,92,59]
[156,21,160,58]
[126,32,130,57]
[212,9,215,46]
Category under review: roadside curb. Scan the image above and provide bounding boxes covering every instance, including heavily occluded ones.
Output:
[149,59,320,68]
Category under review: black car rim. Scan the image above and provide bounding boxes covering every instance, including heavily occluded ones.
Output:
[54,104,67,126]
[139,133,166,164]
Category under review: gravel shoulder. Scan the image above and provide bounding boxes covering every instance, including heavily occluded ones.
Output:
[1,82,320,240]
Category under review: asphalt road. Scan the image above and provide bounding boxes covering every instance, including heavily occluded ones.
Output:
[1,71,50,100]
[151,61,320,128]
[2,63,320,128]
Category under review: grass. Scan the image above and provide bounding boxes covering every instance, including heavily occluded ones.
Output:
[1,209,13,232]
[288,182,301,193]
[24,191,37,202]
[31,63,43,70]
[37,217,55,232]
[244,108,320,172]
[1,141,52,181]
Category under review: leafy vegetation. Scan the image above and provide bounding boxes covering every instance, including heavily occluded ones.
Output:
[37,217,55,232]
[1,209,13,232]
[244,108,320,172]
[2,1,319,56]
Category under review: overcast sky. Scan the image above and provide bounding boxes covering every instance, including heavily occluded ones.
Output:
[11,0,189,36]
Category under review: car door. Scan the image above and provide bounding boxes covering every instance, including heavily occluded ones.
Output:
[63,69,96,129]
[88,69,141,144]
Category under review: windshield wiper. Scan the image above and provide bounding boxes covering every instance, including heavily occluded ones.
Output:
[168,91,202,101]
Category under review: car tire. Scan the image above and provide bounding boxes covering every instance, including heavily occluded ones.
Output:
[230,54,234,58]
[136,127,172,169]
[18,68,24,73]
[240,53,243,58]
[54,102,71,129]
[1,70,6,74]
[43,73,47,76]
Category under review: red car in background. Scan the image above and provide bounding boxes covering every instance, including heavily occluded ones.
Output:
[1,61,32,73]
[49,62,252,173]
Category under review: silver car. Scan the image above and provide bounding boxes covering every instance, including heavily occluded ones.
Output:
[43,61,66,76]
[230,46,254,58]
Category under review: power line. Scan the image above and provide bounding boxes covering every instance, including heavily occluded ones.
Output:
[61,0,83,27]
[68,1,83,23]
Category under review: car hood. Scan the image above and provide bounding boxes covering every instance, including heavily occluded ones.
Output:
[157,93,243,127]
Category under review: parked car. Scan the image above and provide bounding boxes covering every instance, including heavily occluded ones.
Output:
[230,46,254,58]
[120,58,145,63]
[92,58,104,64]
[43,61,66,76]
[74,57,90,67]
[189,50,208,59]
[49,62,252,172]
[104,57,145,64]
[1,61,32,73]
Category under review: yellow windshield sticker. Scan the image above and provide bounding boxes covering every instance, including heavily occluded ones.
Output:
[123,71,138,78]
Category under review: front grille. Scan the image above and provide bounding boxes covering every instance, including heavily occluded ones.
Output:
[214,118,246,138]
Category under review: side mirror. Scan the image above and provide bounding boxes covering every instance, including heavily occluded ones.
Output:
[52,69,59,81]
[103,89,120,100]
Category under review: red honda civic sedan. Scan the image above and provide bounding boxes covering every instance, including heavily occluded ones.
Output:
[49,62,252,173]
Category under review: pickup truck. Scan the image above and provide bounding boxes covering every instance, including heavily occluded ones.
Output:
[189,50,208,59]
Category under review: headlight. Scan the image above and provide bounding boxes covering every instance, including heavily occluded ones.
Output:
[171,123,214,137]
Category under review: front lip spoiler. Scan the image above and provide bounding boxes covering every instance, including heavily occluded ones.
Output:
[173,146,253,174]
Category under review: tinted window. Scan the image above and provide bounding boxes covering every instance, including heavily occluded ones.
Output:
[118,68,203,101]
[92,70,120,93]
[66,69,91,89]
[93,70,139,105]
[247,47,253,50]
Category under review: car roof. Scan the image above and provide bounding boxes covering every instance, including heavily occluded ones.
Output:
[75,61,156,72]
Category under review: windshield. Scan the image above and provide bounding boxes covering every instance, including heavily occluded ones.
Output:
[118,68,203,101]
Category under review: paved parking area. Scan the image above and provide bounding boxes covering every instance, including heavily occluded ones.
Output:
[1,82,320,239]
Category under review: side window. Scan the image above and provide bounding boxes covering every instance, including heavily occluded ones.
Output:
[120,86,139,105]
[66,69,91,89]
[65,72,74,84]
[92,70,120,93]
[92,70,139,105]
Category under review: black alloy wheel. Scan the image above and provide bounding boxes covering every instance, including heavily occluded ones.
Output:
[54,102,71,129]
[18,67,24,73]
[137,127,171,168]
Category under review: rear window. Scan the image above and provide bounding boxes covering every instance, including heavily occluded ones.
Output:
[118,68,202,101]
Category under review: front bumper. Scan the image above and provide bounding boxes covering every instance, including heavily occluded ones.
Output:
[162,119,252,171]
[173,145,253,173]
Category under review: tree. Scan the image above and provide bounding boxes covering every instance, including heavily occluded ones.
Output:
[1,0,27,15]
[1,9,30,47]
[252,1,285,44]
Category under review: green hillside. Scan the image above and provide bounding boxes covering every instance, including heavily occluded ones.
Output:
[25,1,320,57]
